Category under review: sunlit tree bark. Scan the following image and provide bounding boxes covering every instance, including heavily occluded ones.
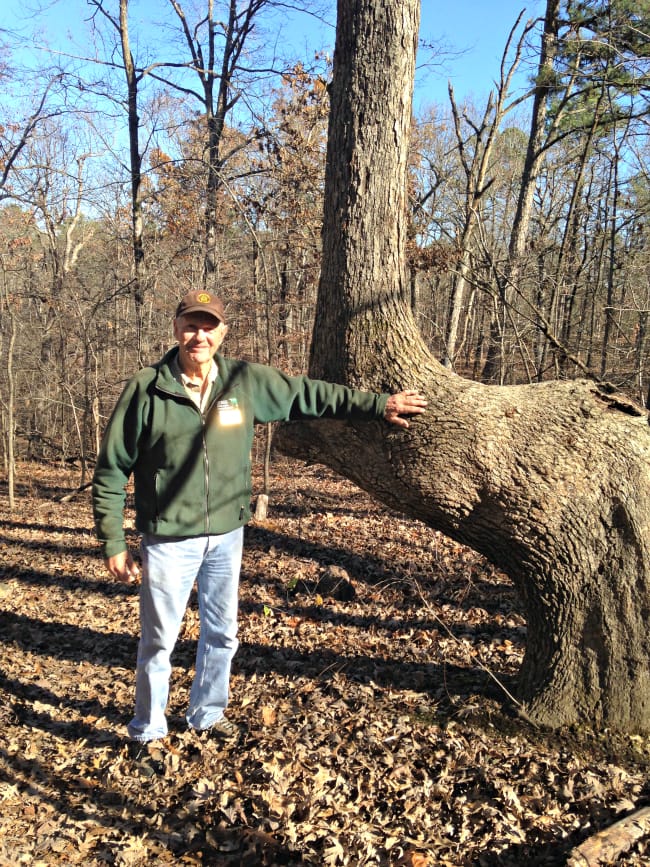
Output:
[278,0,650,732]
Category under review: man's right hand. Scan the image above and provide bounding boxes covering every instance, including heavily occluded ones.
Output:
[104,550,141,583]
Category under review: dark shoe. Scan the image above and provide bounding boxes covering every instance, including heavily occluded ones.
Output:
[126,739,165,777]
[198,717,242,742]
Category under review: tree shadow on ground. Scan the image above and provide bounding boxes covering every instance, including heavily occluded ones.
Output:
[0,671,124,743]
[242,596,526,645]
[0,521,138,558]
[245,525,523,618]
[0,742,306,865]
[1,563,134,596]
[0,606,517,743]
[0,610,137,666]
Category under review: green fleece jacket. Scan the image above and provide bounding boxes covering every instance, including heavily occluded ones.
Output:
[92,348,389,557]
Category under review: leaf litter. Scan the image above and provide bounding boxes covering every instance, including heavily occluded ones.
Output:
[1,458,650,865]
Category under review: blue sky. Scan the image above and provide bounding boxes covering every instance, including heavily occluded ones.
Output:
[417,1,544,105]
[4,0,544,102]
[275,1,545,105]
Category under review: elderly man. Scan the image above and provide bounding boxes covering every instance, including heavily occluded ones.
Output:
[92,289,426,767]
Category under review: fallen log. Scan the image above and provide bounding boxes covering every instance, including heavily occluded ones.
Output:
[567,806,650,866]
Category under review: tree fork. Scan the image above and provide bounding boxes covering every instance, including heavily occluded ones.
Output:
[276,0,650,731]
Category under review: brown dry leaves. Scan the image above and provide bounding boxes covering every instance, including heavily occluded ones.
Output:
[1,459,650,865]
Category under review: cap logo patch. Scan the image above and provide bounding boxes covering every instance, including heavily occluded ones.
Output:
[197,292,211,303]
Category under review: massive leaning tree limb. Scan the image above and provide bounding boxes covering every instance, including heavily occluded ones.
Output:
[276,0,650,732]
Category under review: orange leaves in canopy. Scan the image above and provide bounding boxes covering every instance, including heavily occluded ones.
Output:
[148,122,247,242]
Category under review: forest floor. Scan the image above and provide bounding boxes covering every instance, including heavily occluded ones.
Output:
[1,458,650,866]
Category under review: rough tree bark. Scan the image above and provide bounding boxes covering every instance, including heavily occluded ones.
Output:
[276,0,650,732]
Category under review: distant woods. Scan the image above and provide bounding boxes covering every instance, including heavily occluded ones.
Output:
[1,0,649,481]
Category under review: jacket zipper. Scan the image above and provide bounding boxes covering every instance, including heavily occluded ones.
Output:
[155,378,227,535]
[201,411,210,534]
[201,391,225,535]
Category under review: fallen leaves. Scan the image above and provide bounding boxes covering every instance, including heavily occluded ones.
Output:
[1,458,650,865]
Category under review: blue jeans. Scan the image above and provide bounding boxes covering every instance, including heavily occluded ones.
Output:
[127,528,244,742]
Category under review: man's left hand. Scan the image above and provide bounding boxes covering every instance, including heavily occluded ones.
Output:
[384,390,428,428]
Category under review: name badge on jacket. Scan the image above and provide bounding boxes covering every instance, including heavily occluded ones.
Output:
[216,398,243,426]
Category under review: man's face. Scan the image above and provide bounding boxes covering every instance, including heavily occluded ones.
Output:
[173,312,227,369]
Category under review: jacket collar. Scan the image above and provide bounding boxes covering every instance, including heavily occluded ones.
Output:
[154,347,184,394]
[154,347,227,397]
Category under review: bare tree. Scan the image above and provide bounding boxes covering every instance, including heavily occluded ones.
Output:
[165,0,272,289]
[443,10,534,373]
[0,71,69,497]
[0,274,18,510]
[88,0,150,363]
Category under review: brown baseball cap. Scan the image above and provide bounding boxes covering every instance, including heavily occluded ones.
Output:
[175,290,226,323]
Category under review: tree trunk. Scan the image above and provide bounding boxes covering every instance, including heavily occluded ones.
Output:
[276,0,650,732]
[508,0,561,265]
[4,300,17,511]
[118,0,147,363]
[601,146,622,381]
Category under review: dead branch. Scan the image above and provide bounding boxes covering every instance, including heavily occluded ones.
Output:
[56,482,92,503]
